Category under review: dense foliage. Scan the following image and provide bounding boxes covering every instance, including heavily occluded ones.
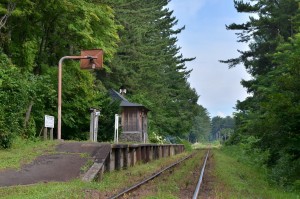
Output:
[99,0,203,137]
[0,1,210,148]
[223,0,300,189]
[0,0,120,146]
[210,116,235,142]
[188,106,212,143]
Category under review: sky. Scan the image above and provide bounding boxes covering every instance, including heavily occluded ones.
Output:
[168,0,252,118]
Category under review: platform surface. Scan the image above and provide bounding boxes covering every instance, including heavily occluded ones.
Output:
[0,142,111,187]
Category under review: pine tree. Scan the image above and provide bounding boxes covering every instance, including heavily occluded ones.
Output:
[99,0,199,137]
[223,0,300,187]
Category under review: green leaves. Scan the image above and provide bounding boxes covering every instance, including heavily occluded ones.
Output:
[189,107,211,143]
[0,53,31,147]
[225,0,300,189]
[0,0,121,143]
[0,0,208,146]
[99,0,199,138]
[1,0,120,72]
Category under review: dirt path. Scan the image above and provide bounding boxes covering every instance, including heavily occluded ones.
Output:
[0,142,111,187]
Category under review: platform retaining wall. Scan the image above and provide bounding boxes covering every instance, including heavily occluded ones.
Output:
[104,144,184,172]
[82,144,185,182]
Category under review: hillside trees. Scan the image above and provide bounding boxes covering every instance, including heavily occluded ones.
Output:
[0,0,208,147]
[189,106,211,143]
[0,52,32,148]
[0,0,119,72]
[223,0,300,188]
[99,0,201,138]
[0,0,120,146]
[0,51,56,148]
[210,116,235,141]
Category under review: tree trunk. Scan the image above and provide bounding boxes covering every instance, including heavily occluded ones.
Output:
[24,101,34,128]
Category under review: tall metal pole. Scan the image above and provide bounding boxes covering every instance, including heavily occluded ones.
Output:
[57,57,65,140]
[57,55,96,140]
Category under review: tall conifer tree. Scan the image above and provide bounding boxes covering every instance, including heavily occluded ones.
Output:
[223,0,300,187]
[100,0,200,137]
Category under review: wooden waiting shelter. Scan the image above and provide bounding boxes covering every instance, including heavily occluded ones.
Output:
[109,89,150,143]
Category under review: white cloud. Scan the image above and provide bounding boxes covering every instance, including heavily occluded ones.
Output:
[168,0,207,19]
[216,111,227,118]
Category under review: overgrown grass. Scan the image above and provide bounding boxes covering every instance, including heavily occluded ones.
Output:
[192,140,221,149]
[212,147,300,199]
[97,152,190,192]
[0,137,57,170]
[2,140,298,199]
[144,150,206,198]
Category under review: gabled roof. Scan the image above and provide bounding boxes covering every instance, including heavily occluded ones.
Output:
[109,89,128,102]
[109,89,150,111]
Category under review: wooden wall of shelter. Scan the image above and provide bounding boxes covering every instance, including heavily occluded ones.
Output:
[109,89,149,143]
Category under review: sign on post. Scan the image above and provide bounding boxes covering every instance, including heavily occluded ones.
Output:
[44,115,54,140]
[45,115,55,128]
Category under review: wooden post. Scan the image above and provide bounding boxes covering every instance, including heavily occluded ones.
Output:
[115,148,121,170]
[43,127,48,140]
[50,128,53,140]
[124,146,129,168]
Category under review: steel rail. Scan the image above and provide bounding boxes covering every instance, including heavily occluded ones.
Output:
[192,150,210,199]
[108,153,195,199]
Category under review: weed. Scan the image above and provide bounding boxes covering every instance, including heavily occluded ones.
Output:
[0,137,57,170]
[80,158,94,174]
[212,148,300,198]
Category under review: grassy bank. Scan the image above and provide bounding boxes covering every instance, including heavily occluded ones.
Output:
[0,138,57,170]
[212,147,300,199]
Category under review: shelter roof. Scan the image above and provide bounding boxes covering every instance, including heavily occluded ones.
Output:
[109,89,150,111]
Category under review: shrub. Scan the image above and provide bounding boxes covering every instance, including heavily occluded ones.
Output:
[269,152,300,189]
[0,53,29,148]
[149,131,166,144]
[177,138,192,152]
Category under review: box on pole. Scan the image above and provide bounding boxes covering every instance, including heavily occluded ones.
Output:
[80,49,103,69]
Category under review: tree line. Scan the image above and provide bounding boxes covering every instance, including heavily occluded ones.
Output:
[222,0,300,189]
[0,0,210,148]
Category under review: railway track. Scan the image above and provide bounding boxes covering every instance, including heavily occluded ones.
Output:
[192,150,210,199]
[108,149,210,199]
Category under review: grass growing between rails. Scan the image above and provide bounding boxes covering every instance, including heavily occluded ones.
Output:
[0,151,191,199]
[142,150,206,199]
[0,137,57,170]
[192,140,221,149]
[212,146,300,199]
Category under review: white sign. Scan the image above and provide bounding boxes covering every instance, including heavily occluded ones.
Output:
[45,115,55,128]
